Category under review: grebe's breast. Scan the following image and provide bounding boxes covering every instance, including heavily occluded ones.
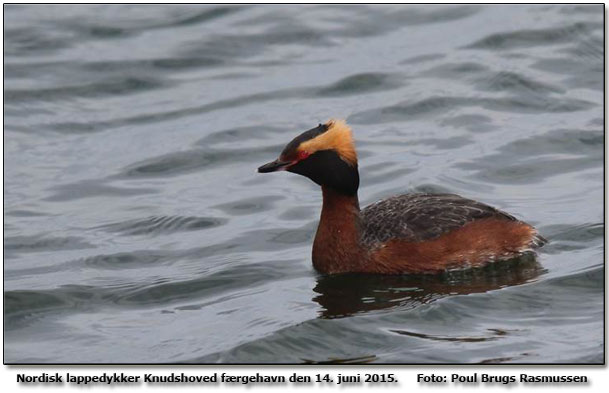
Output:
[360,193,519,246]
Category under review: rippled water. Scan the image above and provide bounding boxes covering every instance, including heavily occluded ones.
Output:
[3,4,603,363]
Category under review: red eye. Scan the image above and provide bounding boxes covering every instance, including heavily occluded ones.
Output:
[297,151,310,161]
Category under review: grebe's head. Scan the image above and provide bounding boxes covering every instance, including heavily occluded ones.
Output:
[258,119,359,195]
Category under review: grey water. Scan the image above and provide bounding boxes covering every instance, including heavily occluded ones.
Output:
[3,4,603,364]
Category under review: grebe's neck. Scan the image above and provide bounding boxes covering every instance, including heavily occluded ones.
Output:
[312,186,363,274]
[321,185,360,213]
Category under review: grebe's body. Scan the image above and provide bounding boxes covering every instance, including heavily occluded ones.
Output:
[258,120,546,275]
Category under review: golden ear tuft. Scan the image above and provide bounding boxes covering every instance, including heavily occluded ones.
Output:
[298,119,357,166]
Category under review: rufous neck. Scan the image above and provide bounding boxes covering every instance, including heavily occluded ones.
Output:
[313,186,362,274]
[320,186,360,213]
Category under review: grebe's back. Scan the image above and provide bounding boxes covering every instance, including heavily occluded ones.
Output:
[360,193,521,245]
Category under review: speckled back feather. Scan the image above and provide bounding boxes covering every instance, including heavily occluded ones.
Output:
[360,193,522,246]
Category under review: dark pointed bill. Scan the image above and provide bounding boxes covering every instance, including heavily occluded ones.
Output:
[258,159,293,173]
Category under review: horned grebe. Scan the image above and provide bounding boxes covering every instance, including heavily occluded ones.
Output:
[258,119,546,274]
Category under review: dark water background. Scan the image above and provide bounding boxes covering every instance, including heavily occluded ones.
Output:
[3,4,604,363]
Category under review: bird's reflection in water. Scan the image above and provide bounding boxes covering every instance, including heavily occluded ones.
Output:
[313,253,544,319]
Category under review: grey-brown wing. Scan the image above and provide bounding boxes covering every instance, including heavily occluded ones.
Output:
[360,193,517,245]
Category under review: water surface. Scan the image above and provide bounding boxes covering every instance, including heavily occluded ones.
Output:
[3,4,604,363]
